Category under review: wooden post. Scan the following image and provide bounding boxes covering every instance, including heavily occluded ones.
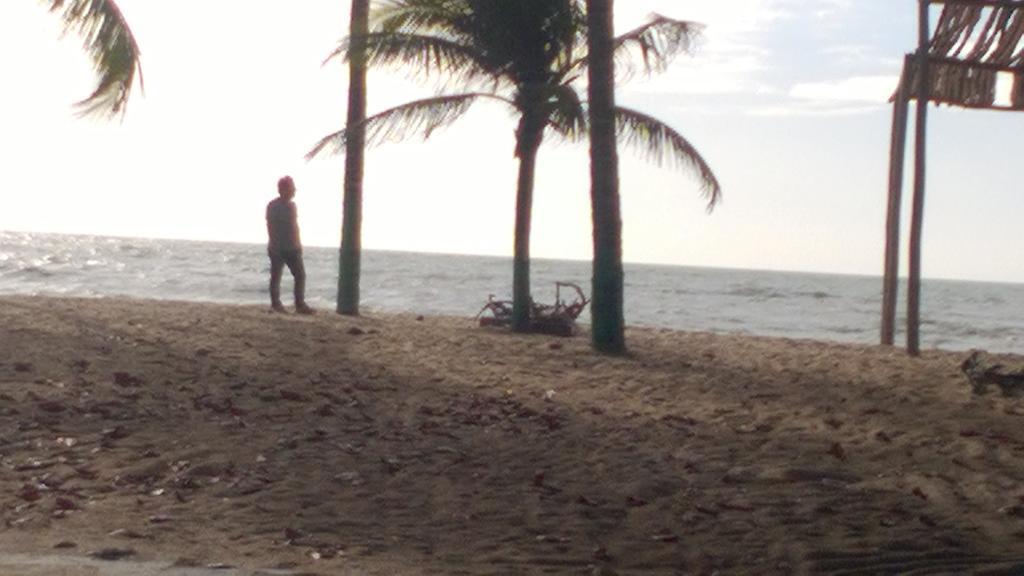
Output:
[907,0,931,356]
[881,64,911,347]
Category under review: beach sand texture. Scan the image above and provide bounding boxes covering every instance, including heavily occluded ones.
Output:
[2,295,1024,575]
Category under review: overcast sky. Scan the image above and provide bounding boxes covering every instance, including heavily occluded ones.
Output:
[1,0,1021,283]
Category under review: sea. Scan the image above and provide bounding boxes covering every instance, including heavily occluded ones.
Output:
[1,230,1022,355]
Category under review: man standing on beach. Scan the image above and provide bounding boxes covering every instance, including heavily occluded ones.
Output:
[267,176,314,314]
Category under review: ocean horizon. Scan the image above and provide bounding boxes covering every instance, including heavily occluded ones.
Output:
[2,230,1022,354]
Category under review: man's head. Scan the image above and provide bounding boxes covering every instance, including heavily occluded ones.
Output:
[278,176,296,200]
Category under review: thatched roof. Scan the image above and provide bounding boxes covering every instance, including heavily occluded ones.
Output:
[900,0,1024,110]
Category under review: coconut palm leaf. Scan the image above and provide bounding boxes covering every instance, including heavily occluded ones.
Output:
[307,92,510,159]
[47,0,143,117]
[326,33,506,91]
[372,0,469,34]
[570,14,702,80]
[613,14,702,74]
[546,84,587,141]
[614,106,721,210]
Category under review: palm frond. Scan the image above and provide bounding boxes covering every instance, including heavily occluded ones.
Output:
[546,84,587,142]
[614,106,721,210]
[47,0,143,117]
[307,93,511,159]
[569,13,703,81]
[325,32,509,92]
[614,14,703,75]
[546,0,588,72]
[373,0,469,34]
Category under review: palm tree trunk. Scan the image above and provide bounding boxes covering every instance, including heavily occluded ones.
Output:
[338,0,370,316]
[586,0,626,354]
[511,109,546,333]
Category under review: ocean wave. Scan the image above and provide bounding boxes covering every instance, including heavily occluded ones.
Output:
[952,325,1023,340]
[794,290,833,300]
[11,265,57,279]
[830,325,871,335]
[115,243,158,258]
[727,286,788,300]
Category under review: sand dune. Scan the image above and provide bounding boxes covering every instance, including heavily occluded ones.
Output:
[2,295,1024,575]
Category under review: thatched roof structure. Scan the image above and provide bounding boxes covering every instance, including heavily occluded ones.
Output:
[898,0,1024,110]
[881,0,1024,355]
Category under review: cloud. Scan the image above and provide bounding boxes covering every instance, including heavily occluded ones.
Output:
[615,0,793,97]
[790,75,899,104]
[821,44,892,67]
[746,103,885,117]
[615,0,792,36]
[809,0,852,19]
[734,75,900,117]
[606,1,910,119]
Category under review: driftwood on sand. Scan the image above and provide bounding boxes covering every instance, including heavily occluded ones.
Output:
[962,350,1024,397]
[477,282,590,337]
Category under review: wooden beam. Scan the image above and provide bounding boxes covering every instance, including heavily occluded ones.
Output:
[901,54,1024,111]
[927,55,1024,74]
[908,0,932,356]
[925,97,1024,111]
[882,72,911,347]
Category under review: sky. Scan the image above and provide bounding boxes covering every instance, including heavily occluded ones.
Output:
[0,0,1022,283]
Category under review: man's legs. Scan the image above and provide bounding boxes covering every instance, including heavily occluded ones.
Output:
[283,251,313,314]
[268,252,287,312]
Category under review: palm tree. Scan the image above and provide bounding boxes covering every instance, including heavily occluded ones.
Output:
[44,0,143,116]
[338,0,371,315]
[585,0,623,353]
[309,0,721,332]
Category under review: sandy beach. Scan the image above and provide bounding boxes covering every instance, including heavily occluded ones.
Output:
[2,295,1024,574]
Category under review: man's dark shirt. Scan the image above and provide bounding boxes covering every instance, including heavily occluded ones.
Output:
[266,197,301,253]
